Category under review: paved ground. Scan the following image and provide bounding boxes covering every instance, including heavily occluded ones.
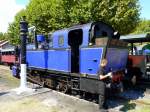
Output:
[0,65,150,112]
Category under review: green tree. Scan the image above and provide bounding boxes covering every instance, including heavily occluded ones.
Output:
[91,0,140,34]
[26,0,140,35]
[0,32,4,40]
[0,32,8,40]
[7,0,140,45]
[132,19,150,34]
[7,9,26,45]
[60,0,140,34]
[61,0,92,25]
[26,0,62,34]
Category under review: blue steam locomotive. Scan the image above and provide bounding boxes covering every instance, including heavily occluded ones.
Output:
[13,21,128,108]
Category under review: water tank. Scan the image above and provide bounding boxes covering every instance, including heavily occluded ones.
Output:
[37,34,45,42]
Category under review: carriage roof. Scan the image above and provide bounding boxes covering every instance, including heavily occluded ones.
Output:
[1,48,15,52]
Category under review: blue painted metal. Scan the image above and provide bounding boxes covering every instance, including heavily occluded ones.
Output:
[27,51,46,69]
[52,29,69,49]
[47,50,71,72]
[81,25,90,47]
[12,65,19,77]
[52,23,92,49]
[25,22,129,77]
[12,66,17,77]
[26,49,71,72]
[80,47,103,75]
[51,21,116,49]
[143,49,150,55]
[106,48,128,72]
[37,34,45,42]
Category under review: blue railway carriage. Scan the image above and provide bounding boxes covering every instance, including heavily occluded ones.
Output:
[14,21,128,107]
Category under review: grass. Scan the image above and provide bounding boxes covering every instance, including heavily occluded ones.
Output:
[0,65,19,88]
[128,105,150,112]
[0,66,60,112]
[120,99,150,112]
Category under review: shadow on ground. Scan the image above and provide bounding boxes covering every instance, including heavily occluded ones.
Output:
[107,87,146,112]
[0,92,9,96]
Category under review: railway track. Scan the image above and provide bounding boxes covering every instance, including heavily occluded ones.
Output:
[27,73,150,106]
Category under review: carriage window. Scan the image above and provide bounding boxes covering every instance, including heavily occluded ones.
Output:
[58,35,64,47]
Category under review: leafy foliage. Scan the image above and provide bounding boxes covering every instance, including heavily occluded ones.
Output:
[7,9,26,45]
[132,19,150,34]
[26,0,69,33]
[0,32,4,40]
[0,32,8,40]
[7,0,140,45]
[91,0,140,34]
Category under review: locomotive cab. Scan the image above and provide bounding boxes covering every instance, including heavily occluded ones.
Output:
[79,22,128,76]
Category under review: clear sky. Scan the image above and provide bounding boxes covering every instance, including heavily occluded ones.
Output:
[16,0,29,5]
[139,0,150,19]
[0,0,150,33]
[0,0,29,33]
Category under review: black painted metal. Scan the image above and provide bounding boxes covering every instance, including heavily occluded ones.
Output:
[34,31,38,49]
[20,16,28,64]
[80,78,104,94]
